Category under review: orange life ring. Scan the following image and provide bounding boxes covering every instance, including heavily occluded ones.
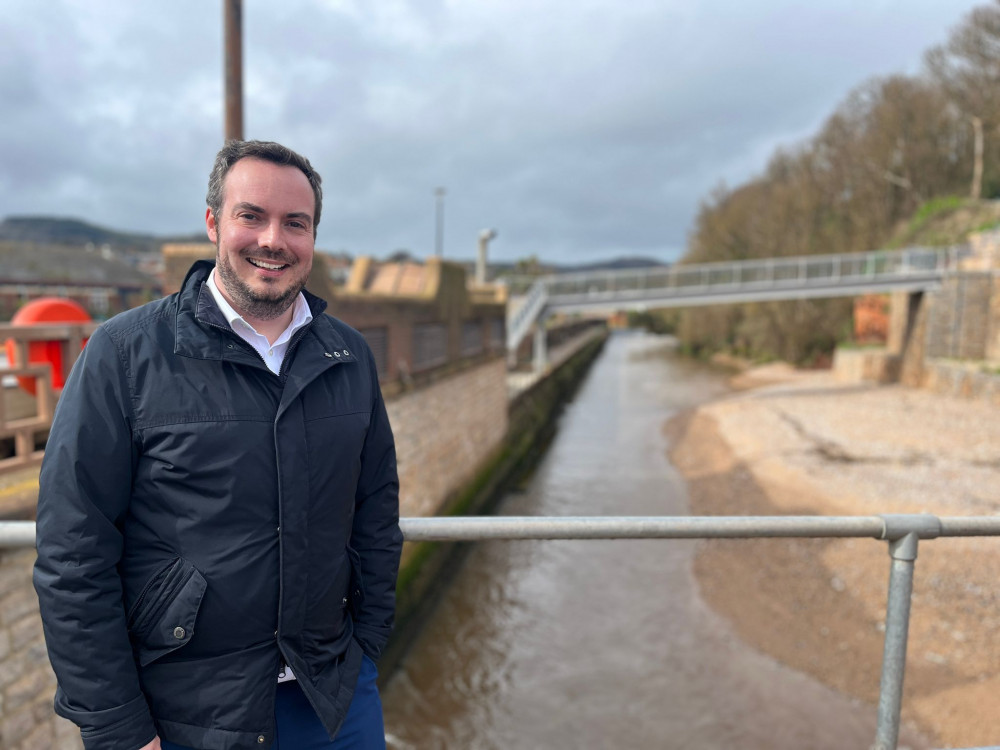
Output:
[5,298,92,395]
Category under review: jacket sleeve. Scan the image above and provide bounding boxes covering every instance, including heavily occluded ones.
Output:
[33,326,158,750]
[350,344,403,661]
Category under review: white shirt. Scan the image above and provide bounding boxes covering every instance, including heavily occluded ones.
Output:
[207,270,312,375]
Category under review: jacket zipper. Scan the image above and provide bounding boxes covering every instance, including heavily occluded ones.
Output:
[203,314,335,675]
[278,323,315,380]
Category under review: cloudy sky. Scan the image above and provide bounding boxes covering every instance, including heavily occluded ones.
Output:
[1,0,986,264]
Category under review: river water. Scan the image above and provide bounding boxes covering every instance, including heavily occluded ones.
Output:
[381,330,915,750]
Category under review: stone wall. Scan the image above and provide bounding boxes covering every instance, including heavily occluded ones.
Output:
[921,359,1000,405]
[888,271,1000,388]
[0,549,80,750]
[898,291,931,387]
[831,348,900,384]
[925,272,995,361]
[388,357,509,519]
[989,274,1000,362]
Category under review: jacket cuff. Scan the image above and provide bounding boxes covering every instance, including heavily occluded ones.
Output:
[56,692,157,750]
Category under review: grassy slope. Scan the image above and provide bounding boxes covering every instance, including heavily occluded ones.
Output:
[886,197,1000,248]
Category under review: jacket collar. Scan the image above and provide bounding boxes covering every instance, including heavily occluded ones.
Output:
[173,260,352,364]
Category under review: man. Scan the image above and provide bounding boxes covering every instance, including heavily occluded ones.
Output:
[34,140,403,750]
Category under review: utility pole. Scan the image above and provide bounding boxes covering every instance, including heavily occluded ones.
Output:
[434,187,446,257]
[224,0,244,141]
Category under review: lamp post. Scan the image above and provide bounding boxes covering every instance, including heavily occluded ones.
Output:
[434,187,446,257]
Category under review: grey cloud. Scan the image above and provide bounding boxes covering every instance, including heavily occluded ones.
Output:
[0,0,988,263]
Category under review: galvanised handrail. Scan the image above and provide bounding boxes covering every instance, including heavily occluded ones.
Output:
[505,277,548,357]
[504,246,963,356]
[3,513,997,750]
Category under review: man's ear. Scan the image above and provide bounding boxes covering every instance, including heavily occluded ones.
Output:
[205,207,218,243]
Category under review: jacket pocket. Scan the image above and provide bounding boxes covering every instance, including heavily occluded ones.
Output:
[127,557,207,666]
[346,546,366,616]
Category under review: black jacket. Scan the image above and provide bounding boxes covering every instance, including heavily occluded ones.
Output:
[34,261,402,750]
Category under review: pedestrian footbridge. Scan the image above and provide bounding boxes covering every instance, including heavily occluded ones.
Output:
[506,246,961,364]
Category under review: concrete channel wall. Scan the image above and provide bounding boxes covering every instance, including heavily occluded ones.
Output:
[389,357,509,520]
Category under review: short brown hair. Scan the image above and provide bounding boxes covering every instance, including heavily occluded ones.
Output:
[206,140,323,234]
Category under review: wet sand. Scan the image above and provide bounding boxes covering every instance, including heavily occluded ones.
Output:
[669,364,1000,749]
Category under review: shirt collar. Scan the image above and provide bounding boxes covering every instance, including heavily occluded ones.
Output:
[206,267,312,339]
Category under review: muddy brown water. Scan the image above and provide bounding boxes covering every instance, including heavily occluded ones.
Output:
[381,330,928,750]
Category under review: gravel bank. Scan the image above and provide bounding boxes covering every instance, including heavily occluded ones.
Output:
[669,364,1000,749]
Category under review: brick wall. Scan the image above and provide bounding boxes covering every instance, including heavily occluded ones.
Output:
[388,357,509,518]
[0,549,81,750]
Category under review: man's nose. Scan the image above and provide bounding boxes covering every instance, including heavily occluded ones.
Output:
[258,220,284,249]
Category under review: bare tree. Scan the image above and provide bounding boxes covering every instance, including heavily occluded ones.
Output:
[926,1,1000,199]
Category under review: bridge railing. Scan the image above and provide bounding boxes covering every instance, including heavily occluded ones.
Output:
[505,278,548,358]
[540,246,959,301]
[503,246,964,356]
[3,512,997,750]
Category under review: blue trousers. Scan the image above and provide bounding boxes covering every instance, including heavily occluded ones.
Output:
[161,654,385,750]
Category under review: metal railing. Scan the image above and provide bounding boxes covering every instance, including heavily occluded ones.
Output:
[506,278,548,359]
[505,246,962,355]
[3,512,999,750]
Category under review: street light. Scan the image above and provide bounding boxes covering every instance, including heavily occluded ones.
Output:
[434,187,446,257]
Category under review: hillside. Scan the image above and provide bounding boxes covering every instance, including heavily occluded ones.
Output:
[886,197,1000,248]
[0,216,202,254]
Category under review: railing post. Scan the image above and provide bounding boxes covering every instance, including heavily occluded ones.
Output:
[533,317,548,373]
[872,531,919,750]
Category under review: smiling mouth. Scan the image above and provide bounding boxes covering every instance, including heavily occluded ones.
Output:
[247,258,290,271]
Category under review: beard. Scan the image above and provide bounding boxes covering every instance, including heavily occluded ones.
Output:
[215,246,307,322]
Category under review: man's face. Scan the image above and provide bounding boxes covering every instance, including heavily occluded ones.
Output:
[206,157,316,323]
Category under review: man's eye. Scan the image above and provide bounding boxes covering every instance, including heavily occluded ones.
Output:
[238,213,258,221]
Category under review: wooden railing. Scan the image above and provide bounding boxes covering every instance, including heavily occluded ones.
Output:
[0,323,100,475]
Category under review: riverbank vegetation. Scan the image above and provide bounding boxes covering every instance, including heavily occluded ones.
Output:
[674,1,1000,365]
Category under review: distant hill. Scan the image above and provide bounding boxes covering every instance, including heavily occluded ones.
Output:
[555,255,670,274]
[479,255,669,280]
[0,216,203,253]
